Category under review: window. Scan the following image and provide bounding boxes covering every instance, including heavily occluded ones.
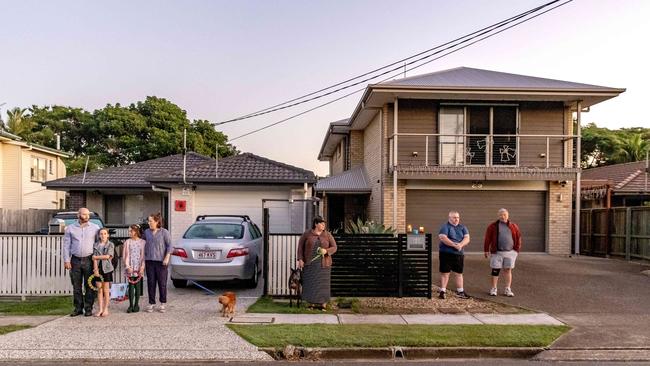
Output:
[104,195,125,225]
[439,105,519,166]
[439,107,465,166]
[183,223,244,239]
[31,156,47,182]
[49,160,53,175]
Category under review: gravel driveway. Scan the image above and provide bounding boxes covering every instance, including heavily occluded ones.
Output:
[0,279,272,361]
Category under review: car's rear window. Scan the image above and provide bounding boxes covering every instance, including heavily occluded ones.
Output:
[183,223,244,239]
[60,218,104,228]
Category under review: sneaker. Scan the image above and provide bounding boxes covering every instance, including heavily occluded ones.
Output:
[158,304,166,313]
[438,290,446,299]
[145,304,155,313]
[489,288,498,296]
[504,288,515,297]
[455,291,470,299]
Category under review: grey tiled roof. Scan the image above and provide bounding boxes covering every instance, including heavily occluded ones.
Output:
[382,67,620,91]
[582,161,650,193]
[44,152,213,189]
[315,165,372,193]
[149,153,316,184]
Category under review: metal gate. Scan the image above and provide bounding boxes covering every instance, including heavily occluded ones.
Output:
[263,198,319,296]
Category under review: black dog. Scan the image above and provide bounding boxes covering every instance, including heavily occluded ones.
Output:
[288,267,302,308]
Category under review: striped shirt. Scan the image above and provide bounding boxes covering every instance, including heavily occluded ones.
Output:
[62,221,100,262]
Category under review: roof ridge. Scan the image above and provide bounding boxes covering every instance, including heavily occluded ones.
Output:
[615,169,643,189]
[238,152,315,176]
[379,66,466,85]
[584,160,646,172]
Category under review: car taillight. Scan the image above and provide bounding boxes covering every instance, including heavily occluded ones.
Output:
[172,248,188,258]
[226,248,249,258]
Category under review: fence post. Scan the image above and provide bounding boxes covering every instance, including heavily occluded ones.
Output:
[625,207,632,261]
[263,208,270,296]
[397,234,403,298]
[427,234,432,299]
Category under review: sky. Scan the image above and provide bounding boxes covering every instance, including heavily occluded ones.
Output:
[1,0,648,176]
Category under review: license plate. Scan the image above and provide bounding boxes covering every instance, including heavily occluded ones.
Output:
[197,251,218,259]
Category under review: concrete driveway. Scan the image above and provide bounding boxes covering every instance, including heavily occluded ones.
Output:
[0,279,272,361]
[461,254,650,350]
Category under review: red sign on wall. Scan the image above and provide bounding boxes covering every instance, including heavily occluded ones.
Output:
[175,200,187,212]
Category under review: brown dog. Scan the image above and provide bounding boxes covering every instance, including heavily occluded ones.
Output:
[218,292,236,317]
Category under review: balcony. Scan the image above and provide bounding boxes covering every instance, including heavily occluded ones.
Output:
[388,133,579,180]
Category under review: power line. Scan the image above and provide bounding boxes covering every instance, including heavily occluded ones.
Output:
[216,0,563,126]
[229,0,573,141]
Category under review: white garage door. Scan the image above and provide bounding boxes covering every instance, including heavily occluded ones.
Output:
[194,188,299,233]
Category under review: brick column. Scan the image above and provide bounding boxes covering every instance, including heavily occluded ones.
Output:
[169,186,195,245]
[548,181,573,255]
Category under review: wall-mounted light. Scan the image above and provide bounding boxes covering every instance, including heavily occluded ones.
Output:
[412,151,418,157]
[471,181,483,189]
[539,153,546,158]
[558,180,568,188]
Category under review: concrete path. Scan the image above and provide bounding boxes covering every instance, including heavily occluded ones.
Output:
[0,280,273,361]
[0,316,58,327]
[460,254,650,361]
[231,312,564,325]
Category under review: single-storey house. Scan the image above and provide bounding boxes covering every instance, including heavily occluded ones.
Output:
[1,130,68,210]
[316,67,625,254]
[581,161,650,208]
[44,152,316,243]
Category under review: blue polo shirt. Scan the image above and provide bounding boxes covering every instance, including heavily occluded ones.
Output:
[438,222,469,254]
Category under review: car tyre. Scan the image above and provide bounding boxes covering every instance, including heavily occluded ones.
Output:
[172,278,187,288]
[246,261,259,288]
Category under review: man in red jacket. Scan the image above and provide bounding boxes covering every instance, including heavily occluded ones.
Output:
[483,208,522,297]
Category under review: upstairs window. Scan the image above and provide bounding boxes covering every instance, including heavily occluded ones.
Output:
[31,156,47,182]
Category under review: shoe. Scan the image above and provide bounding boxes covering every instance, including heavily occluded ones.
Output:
[158,304,166,313]
[145,304,155,313]
[127,306,133,313]
[84,311,93,317]
[70,310,83,317]
[504,288,515,297]
[133,305,140,313]
[489,288,498,296]
[438,290,446,299]
[455,291,470,299]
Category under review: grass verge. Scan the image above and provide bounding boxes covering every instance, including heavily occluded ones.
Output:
[0,296,72,316]
[227,324,569,348]
[246,296,339,314]
[0,325,32,335]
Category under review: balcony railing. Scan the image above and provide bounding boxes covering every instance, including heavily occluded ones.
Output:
[388,133,578,170]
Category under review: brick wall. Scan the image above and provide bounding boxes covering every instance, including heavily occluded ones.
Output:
[364,113,382,222]
[548,181,573,255]
[169,186,195,245]
[349,130,364,169]
[382,179,406,233]
[67,190,86,210]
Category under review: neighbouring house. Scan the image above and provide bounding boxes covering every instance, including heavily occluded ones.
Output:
[44,152,316,243]
[0,130,68,210]
[581,161,650,208]
[316,67,625,254]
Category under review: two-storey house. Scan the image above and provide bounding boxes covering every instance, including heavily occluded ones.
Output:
[0,130,68,210]
[316,67,624,254]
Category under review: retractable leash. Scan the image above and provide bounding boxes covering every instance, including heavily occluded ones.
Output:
[174,272,218,296]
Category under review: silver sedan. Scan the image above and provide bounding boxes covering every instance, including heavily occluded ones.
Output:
[170,216,263,288]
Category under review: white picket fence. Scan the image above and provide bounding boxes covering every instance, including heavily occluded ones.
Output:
[267,234,300,296]
[0,235,125,296]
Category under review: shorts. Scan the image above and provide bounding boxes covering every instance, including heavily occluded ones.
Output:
[439,251,464,274]
[490,251,518,269]
[97,268,113,283]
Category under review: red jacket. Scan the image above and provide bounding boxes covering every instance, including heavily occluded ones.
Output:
[483,220,522,253]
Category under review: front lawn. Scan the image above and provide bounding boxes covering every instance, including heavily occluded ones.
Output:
[0,325,32,335]
[227,324,569,348]
[0,296,72,316]
[246,296,342,314]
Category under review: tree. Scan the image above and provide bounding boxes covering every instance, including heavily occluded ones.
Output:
[614,133,650,163]
[581,123,619,167]
[8,97,238,174]
[5,107,33,137]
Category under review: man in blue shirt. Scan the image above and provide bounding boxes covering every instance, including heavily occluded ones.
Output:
[438,211,470,299]
[63,208,100,316]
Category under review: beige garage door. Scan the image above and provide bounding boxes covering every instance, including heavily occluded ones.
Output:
[406,190,546,252]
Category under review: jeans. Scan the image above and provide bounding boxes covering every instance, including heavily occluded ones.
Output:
[70,255,95,313]
[146,260,168,304]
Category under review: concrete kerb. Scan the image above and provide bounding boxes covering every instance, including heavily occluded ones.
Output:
[260,346,545,361]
